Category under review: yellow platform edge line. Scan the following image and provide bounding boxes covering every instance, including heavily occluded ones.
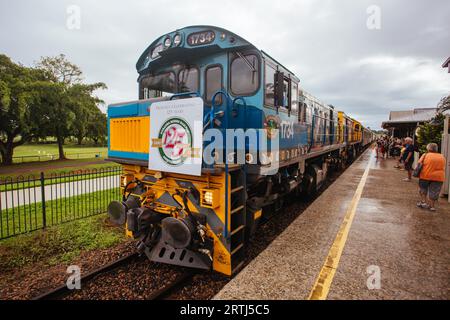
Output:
[308,150,373,300]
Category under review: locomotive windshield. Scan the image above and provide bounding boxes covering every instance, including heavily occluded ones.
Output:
[140,71,176,98]
[178,67,199,93]
[140,66,200,99]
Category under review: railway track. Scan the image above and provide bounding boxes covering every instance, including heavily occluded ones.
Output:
[147,271,196,300]
[31,152,367,301]
[32,252,140,300]
[32,251,196,300]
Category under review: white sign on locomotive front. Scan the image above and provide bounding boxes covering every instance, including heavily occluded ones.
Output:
[149,97,204,176]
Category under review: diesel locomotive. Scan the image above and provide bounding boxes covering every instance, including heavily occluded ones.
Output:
[106,25,375,276]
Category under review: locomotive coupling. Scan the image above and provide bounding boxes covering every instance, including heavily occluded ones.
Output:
[161,216,195,249]
[107,196,141,225]
[126,207,166,237]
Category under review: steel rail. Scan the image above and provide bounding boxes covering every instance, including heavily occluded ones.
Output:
[32,252,140,300]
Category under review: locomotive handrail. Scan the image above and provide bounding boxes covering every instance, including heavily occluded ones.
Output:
[210,90,233,239]
[169,91,200,100]
[211,90,232,129]
[232,97,247,125]
[308,113,316,153]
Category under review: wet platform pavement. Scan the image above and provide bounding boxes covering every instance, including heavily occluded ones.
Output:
[215,147,450,300]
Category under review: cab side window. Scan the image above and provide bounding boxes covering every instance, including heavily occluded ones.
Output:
[230,54,259,96]
[264,63,276,106]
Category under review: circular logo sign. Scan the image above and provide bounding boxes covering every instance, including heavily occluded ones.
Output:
[158,117,192,166]
[264,115,280,139]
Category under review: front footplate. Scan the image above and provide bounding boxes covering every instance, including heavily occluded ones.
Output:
[145,241,212,270]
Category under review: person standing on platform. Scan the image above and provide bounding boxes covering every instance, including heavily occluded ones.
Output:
[416,143,446,211]
[402,137,415,181]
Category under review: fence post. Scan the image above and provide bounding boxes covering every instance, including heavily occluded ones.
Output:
[40,172,47,229]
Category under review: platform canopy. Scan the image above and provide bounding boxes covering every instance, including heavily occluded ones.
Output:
[443,56,450,73]
[381,108,437,138]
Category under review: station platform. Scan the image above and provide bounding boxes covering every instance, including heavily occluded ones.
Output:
[215,147,450,300]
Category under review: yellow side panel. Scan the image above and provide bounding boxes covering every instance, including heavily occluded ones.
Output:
[212,233,232,276]
[353,120,362,142]
[338,112,345,144]
[110,116,150,153]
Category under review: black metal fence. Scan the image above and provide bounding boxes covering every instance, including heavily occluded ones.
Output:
[0,166,122,240]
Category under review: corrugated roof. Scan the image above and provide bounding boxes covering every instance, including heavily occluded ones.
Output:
[389,110,412,121]
[382,108,437,126]
[443,56,450,68]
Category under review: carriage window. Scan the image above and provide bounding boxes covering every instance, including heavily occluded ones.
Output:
[178,68,199,93]
[264,63,276,106]
[230,54,259,95]
[140,72,176,99]
[205,66,222,104]
[291,82,298,113]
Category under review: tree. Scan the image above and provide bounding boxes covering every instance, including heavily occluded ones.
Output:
[437,94,450,114]
[69,84,106,145]
[87,109,107,145]
[32,81,75,159]
[36,54,82,85]
[417,113,445,154]
[0,54,43,165]
[35,55,106,159]
[416,94,450,154]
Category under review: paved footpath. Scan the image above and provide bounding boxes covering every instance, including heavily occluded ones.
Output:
[215,148,450,300]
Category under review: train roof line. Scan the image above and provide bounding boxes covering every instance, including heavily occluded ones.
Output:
[261,50,300,82]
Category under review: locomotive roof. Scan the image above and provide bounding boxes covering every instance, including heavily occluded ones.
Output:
[136,25,300,82]
[136,25,257,73]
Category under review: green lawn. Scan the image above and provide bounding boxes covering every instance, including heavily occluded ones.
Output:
[0,213,127,270]
[0,158,120,180]
[13,144,107,163]
[1,188,121,240]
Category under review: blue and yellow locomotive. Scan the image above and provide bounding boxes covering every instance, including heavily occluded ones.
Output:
[106,26,375,276]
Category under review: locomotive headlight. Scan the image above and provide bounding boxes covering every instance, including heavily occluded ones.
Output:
[173,33,182,46]
[200,188,219,209]
[163,36,172,48]
[204,192,213,204]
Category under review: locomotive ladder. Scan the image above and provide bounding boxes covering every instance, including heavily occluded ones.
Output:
[229,166,246,274]
[210,90,248,274]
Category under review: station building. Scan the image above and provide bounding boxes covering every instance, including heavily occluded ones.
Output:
[443,56,450,73]
[381,108,437,139]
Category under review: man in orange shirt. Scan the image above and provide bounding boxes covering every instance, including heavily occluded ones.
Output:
[416,143,446,211]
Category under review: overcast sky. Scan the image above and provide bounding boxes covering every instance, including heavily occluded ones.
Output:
[1,0,449,129]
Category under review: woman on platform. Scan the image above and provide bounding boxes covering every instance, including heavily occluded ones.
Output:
[416,143,446,212]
